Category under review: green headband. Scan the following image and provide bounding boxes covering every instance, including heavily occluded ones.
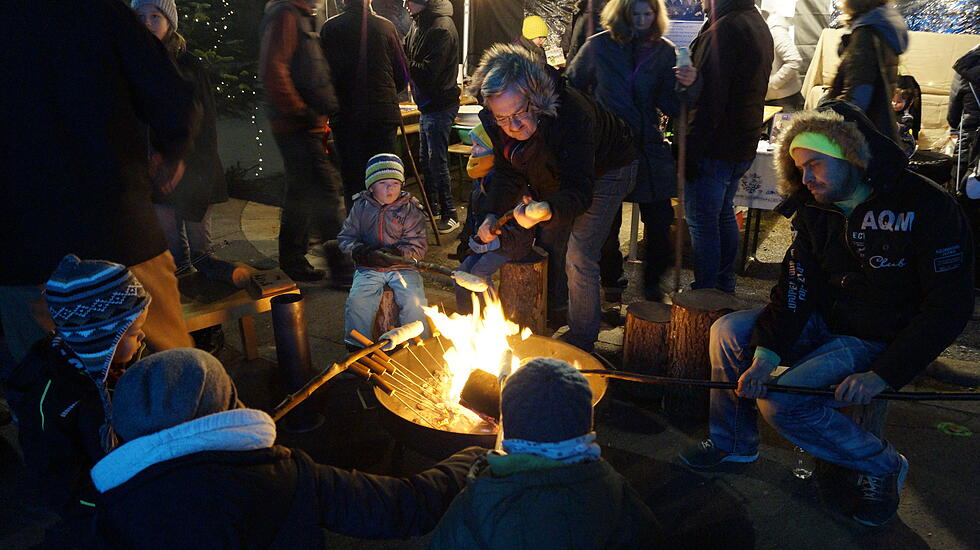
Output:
[788,132,847,161]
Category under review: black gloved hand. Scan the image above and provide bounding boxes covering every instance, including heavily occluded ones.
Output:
[372,247,405,267]
[351,244,381,265]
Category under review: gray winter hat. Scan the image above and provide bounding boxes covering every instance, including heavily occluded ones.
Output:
[131,0,179,30]
[112,348,243,442]
[501,357,593,443]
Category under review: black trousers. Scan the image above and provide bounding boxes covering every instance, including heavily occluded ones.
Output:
[598,199,675,295]
[273,131,346,270]
[332,121,399,210]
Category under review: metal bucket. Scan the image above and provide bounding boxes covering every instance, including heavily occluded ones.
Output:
[374,334,608,458]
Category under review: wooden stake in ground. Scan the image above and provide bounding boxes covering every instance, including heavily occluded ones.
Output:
[498,247,548,334]
[372,287,400,340]
[665,289,745,420]
[624,301,672,376]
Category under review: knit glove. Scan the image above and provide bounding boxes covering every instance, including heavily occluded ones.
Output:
[351,244,381,266]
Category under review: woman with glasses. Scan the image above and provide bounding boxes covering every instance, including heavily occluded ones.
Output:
[566,0,699,303]
[468,44,636,351]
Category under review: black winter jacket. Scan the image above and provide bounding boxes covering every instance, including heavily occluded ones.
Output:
[948,45,980,133]
[688,0,773,163]
[152,51,227,222]
[1,0,195,285]
[320,0,409,126]
[753,102,975,389]
[404,0,461,113]
[479,76,635,225]
[2,336,108,512]
[567,32,702,203]
[93,410,483,550]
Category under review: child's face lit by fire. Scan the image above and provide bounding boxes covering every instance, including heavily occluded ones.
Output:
[371,179,403,205]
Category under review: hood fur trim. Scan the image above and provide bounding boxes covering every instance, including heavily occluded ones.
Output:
[774,110,871,196]
[468,43,560,119]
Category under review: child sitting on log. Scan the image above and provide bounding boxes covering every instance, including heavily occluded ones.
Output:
[338,154,431,348]
[453,124,533,314]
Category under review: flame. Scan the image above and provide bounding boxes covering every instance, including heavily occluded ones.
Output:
[422,293,523,406]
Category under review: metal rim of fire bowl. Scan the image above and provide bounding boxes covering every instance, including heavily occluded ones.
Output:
[373,334,608,457]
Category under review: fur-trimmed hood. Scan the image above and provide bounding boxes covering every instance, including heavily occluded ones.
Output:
[468,43,560,119]
[774,100,906,198]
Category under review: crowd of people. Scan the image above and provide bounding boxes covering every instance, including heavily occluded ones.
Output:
[1,0,979,547]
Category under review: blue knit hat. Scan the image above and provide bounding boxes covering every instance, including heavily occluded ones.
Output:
[46,255,150,387]
[501,357,593,443]
[365,153,405,190]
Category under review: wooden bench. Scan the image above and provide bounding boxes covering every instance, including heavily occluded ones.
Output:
[180,271,299,360]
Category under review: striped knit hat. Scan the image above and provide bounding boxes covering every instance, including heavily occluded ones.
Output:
[365,153,405,190]
[46,255,151,388]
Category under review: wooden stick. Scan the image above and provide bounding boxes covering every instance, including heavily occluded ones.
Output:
[576,370,980,401]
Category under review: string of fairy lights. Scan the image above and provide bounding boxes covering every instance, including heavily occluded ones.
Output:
[183,0,265,175]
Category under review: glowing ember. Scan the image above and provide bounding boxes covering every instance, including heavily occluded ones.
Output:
[420,293,531,427]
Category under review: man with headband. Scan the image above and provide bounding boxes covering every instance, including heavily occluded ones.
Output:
[679,101,974,527]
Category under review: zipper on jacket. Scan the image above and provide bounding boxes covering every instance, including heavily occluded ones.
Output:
[805,187,877,263]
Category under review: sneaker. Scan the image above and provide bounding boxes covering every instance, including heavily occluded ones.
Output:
[853,454,909,527]
[678,439,759,470]
[436,217,460,234]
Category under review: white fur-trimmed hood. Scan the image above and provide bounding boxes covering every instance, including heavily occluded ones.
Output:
[91,409,276,493]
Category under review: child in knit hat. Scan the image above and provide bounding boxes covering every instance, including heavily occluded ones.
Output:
[1,255,150,544]
[428,357,660,549]
[453,124,534,314]
[338,154,431,348]
[90,348,483,549]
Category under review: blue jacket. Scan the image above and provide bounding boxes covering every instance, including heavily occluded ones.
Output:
[338,191,429,269]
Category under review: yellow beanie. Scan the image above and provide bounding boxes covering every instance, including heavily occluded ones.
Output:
[522,15,548,40]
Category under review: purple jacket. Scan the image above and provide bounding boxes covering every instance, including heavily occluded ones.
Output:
[338,191,428,270]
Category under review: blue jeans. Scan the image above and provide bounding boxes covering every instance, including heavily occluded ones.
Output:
[564,161,637,352]
[420,104,459,219]
[154,204,212,271]
[344,269,430,347]
[708,308,900,475]
[454,250,509,315]
[685,158,753,292]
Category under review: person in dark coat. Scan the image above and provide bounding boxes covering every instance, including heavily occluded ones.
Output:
[259,0,353,285]
[685,0,773,292]
[567,0,700,303]
[680,101,974,527]
[428,357,661,549]
[132,0,231,279]
[92,348,483,549]
[469,44,636,348]
[320,0,411,209]
[0,0,197,360]
[565,0,608,63]
[828,0,909,144]
[2,256,150,549]
[948,44,980,287]
[404,0,462,233]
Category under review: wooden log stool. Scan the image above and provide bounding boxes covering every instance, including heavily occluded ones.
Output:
[498,247,548,334]
[371,286,401,340]
[664,289,746,421]
[622,301,672,401]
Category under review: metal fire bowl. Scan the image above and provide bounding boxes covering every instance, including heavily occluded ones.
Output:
[374,334,608,458]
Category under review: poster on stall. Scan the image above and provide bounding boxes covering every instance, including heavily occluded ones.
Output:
[665,0,704,49]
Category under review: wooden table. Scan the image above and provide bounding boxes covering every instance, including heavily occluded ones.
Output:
[180,273,299,360]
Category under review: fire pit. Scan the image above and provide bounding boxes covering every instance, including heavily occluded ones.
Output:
[374,333,608,458]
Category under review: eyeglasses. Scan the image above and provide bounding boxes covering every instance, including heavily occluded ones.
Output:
[493,101,534,127]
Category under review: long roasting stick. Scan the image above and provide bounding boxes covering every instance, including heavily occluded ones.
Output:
[577,370,980,401]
